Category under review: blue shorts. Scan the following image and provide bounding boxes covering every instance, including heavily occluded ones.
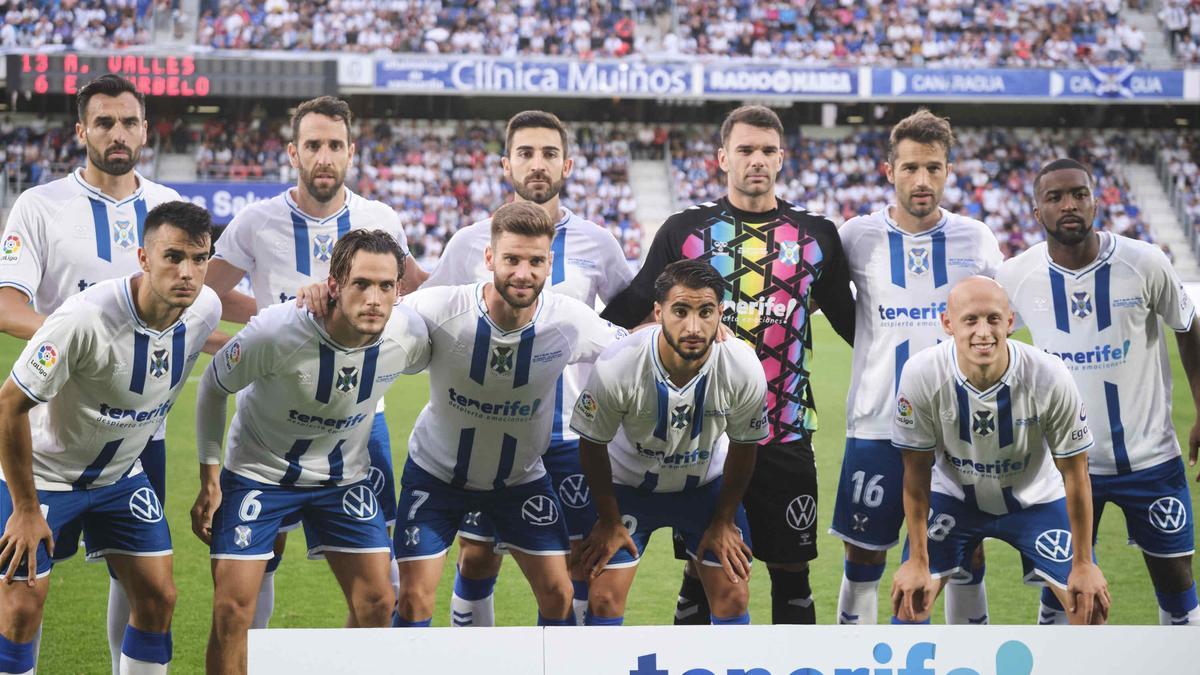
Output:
[0,474,171,580]
[210,470,390,560]
[457,440,595,542]
[829,438,905,550]
[606,479,752,569]
[925,492,1074,589]
[1092,457,1195,557]
[394,458,570,561]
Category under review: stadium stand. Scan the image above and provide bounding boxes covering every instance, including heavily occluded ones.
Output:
[0,0,175,49]
[1160,130,1200,237]
[1157,0,1200,65]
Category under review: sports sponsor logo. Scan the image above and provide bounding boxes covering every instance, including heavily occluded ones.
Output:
[367,466,387,497]
[784,495,816,532]
[1034,529,1072,562]
[1047,339,1131,366]
[574,391,598,421]
[224,341,242,371]
[558,474,591,509]
[723,295,799,326]
[0,234,21,264]
[634,443,711,467]
[877,301,946,323]
[28,342,58,379]
[342,485,379,521]
[287,410,369,430]
[521,495,559,526]
[447,387,542,420]
[896,396,914,426]
[312,234,335,262]
[128,487,164,523]
[1149,496,1188,534]
[942,450,1033,476]
[1070,290,1093,318]
[97,401,173,425]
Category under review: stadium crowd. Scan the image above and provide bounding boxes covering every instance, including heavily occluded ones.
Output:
[0,0,171,49]
[1160,130,1200,235]
[1158,0,1200,65]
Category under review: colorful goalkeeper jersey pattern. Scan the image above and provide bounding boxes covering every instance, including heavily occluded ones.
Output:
[602,197,854,444]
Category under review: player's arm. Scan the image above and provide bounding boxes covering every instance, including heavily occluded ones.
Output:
[812,224,855,347]
[1174,317,1200,479]
[0,379,50,583]
[399,255,428,294]
[697,440,756,584]
[573,437,637,579]
[891,448,938,621]
[1055,451,1109,624]
[599,217,685,329]
[203,258,258,324]
[0,288,45,340]
[191,366,229,545]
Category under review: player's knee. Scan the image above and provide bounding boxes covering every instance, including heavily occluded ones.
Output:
[396,586,436,621]
[1147,554,1195,592]
[211,593,257,634]
[1,591,46,638]
[705,579,749,617]
[533,580,573,616]
[845,543,886,566]
[351,585,395,627]
[587,583,626,617]
[458,543,502,579]
[130,577,177,629]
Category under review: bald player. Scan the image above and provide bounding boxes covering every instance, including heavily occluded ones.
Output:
[890,277,1109,625]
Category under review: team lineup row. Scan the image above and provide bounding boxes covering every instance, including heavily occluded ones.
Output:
[0,74,1196,675]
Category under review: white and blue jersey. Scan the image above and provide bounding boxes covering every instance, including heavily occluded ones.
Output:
[7,275,220,490]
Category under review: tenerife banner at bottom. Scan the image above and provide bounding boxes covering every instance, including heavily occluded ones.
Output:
[249,625,1186,674]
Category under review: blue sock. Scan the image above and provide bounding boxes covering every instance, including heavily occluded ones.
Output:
[890,616,931,625]
[537,612,575,626]
[711,612,750,625]
[1040,586,1065,611]
[121,626,172,665]
[0,633,34,674]
[453,569,497,601]
[572,579,589,603]
[1156,584,1200,624]
[844,560,886,582]
[392,616,432,628]
[584,611,623,626]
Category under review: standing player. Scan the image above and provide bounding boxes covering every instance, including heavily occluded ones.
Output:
[393,202,625,627]
[0,202,220,675]
[202,96,425,629]
[830,110,1002,625]
[0,74,192,672]
[422,110,633,627]
[998,159,1200,626]
[601,105,855,624]
[891,276,1109,625]
[571,260,768,626]
[193,231,430,674]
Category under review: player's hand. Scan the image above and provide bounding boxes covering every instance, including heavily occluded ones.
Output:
[572,518,637,579]
[0,505,52,586]
[1188,419,1200,481]
[190,483,223,545]
[890,560,937,622]
[295,282,331,319]
[695,520,752,584]
[1066,561,1110,625]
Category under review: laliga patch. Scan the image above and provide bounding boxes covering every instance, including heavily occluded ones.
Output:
[575,391,598,421]
[0,234,21,264]
[895,396,914,426]
[223,341,242,371]
[28,342,58,380]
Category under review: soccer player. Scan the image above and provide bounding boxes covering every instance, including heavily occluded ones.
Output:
[393,202,625,628]
[193,230,430,674]
[0,74,193,672]
[422,110,633,627]
[201,96,424,629]
[998,159,1200,626]
[891,276,1110,625]
[601,105,854,625]
[571,260,767,626]
[0,201,220,675]
[830,110,1002,625]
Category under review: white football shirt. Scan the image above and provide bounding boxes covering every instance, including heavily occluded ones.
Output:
[841,207,1003,439]
[7,275,220,490]
[569,328,768,492]
[998,232,1195,475]
[208,301,431,487]
[404,283,626,490]
[893,340,1093,515]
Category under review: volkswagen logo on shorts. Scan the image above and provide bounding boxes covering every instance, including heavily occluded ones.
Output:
[621,514,638,534]
[521,495,559,526]
[558,474,591,509]
[1035,529,1073,562]
[342,485,379,521]
[1149,497,1188,534]
[785,495,816,532]
[128,487,163,523]
[367,466,387,497]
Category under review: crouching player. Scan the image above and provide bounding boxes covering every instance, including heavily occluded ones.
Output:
[571,260,768,625]
[192,230,430,674]
[891,276,1110,625]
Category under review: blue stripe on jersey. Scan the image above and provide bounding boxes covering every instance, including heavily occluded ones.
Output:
[551,375,565,442]
[961,483,978,511]
[72,439,123,489]
[493,434,517,489]
[356,345,379,404]
[637,471,659,492]
[451,429,474,489]
[290,212,311,276]
[90,198,111,262]
[169,323,186,388]
[315,344,335,403]
[551,226,566,285]
[130,332,150,394]
[690,375,709,440]
[997,384,1013,449]
[280,439,312,486]
[894,340,910,395]
[954,382,971,443]
[931,231,948,288]
[469,316,491,385]
[653,380,670,440]
[1049,269,1070,333]
[337,210,351,239]
[324,439,345,486]
[887,231,906,288]
[683,475,700,491]
[1095,263,1112,331]
[134,198,147,246]
[1104,381,1132,474]
[1001,486,1022,513]
[513,325,536,388]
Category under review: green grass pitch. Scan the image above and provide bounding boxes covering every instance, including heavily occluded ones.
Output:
[14,316,1199,672]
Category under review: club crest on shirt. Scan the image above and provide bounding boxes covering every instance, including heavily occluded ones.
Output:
[907,248,929,275]
[0,234,21,264]
[1070,291,1093,319]
[670,403,693,430]
[490,346,514,376]
[112,219,137,249]
[972,410,995,436]
[336,366,359,393]
[149,349,169,379]
[778,240,801,265]
[313,234,335,263]
[28,342,58,379]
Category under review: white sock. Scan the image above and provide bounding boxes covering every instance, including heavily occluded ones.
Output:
[390,562,400,609]
[836,565,882,625]
[107,578,130,675]
[945,580,989,624]
[30,624,40,670]
[1159,605,1200,625]
[1038,589,1069,625]
[449,592,495,627]
[572,598,588,627]
[252,572,275,630]
[118,655,167,675]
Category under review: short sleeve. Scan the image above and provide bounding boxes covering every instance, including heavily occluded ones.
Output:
[209,312,279,394]
[1145,247,1195,331]
[567,304,629,365]
[9,303,88,404]
[0,192,48,301]
[386,303,433,375]
[1041,360,1094,459]
[568,368,626,444]
[594,230,634,304]
[213,208,257,272]
[979,231,1004,278]
[423,227,480,288]
[725,353,769,443]
[892,365,937,452]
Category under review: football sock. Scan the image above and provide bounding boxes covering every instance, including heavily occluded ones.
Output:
[768,567,815,624]
[571,579,589,627]
[252,571,276,630]
[890,616,931,625]
[450,567,497,627]
[584,611,623,626]
[389,562,401,611]
[0,633,35,675]
[945,564,989,624]
[1157,584,1200,625]
[673,567,710,625]
[392,616,432,627]
[536,612,575,626]
[837,560,884,624]
[108,577,131,675]
[118,626,171,674]
[711,612,750,625]
[1037,587,1068,625]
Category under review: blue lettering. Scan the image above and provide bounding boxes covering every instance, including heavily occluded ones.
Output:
[877,303,946,322]
[628,641,1012,675]
[286,409,368,430]
[447,387,541,418]
[631,654,669,675]
[1048,340,1131,365]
